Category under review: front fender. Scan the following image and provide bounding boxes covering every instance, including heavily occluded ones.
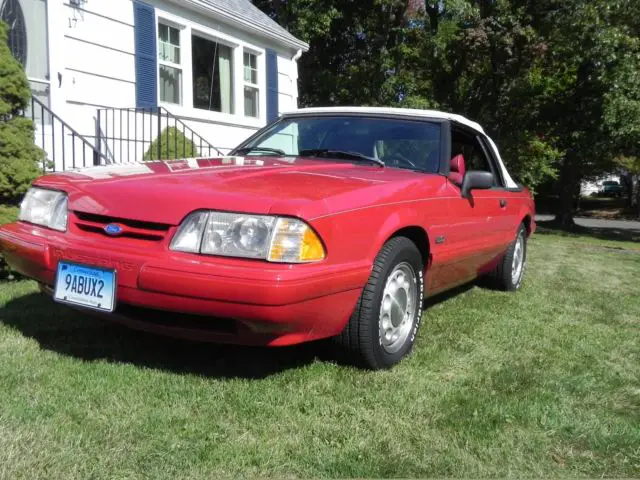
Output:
[366,207,429,263]
[309,202,434,269]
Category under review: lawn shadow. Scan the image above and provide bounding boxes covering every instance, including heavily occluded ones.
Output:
[2,291,331,380]
[426,282,476,307]
[536,220,640,244]
[2,274,478,376]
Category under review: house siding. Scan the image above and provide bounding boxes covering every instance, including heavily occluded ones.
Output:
[61,0,137,106]
[43,0,301,170]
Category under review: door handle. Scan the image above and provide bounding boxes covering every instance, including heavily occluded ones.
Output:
[500,199,508,208]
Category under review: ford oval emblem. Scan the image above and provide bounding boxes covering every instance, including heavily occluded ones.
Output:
[104,223,123,236]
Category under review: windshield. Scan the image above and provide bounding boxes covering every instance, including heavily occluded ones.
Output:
[234,116,443,173]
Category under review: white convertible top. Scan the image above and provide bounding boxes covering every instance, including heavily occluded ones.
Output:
[280,107,519,188]
[283,106,486,133]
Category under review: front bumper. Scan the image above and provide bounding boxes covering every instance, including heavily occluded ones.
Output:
[0,222,370,346]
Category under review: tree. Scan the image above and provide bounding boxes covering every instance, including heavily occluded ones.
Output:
[536,0,640,226]
[0,20,43,203]
[253,0,640,220]
[254,0,562,192]
[409,1,564,193]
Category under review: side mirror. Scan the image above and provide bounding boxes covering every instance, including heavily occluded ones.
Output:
[461,171,494,198]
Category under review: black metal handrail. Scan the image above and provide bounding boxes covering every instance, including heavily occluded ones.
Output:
[29,96,108,173]
[96,107,227,165]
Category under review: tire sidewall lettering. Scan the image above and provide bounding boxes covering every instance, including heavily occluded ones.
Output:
[409,268,424,344]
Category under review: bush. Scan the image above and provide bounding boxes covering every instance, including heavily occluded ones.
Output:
[0,21,43,203]
[0,205,19,279]
[143,127,199,161]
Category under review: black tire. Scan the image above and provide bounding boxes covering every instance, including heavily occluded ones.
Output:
[490,223,528,291]
[335,237,425,370]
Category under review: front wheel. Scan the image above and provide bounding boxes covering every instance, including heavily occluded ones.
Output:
[335,237,425,369]
[490,223,528,291]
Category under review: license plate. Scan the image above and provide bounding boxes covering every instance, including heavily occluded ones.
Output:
[53,261,116,312]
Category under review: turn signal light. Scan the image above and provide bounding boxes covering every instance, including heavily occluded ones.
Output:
[268,218,326,263]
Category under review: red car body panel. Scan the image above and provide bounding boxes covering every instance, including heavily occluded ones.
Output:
[0,155,535,346]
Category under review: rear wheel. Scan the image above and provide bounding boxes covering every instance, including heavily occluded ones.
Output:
[490,223,527,291]
[335,237,425,369]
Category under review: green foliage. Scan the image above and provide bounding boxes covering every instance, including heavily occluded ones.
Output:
[0,117,43,201]
[0,205,19,279]
[0,23,30,116]
[603,41,640,156]
[0,204,17,225]
[0,21,43,202]
[502,134,561,195]
[614,155,640,177]
[143,127,199,161]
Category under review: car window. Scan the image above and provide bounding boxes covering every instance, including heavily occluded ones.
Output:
[256,122,299,154]
[374,138,440,172]
[238,116,443,173]
[451,128,502,187]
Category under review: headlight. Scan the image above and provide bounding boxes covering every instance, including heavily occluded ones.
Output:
[170,211,325,263]
[19,187,68,232]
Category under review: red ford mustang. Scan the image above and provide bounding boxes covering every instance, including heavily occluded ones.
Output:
[0,107,535,369]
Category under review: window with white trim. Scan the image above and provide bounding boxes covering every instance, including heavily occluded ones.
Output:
[243,51,259,118]
[192,34,234,114]
[158,23,182,105]
[154,17,268,120]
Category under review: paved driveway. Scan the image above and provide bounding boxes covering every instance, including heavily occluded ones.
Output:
[535,215,640,232]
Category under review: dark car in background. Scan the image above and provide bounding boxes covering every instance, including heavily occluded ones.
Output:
[601,180,625,197]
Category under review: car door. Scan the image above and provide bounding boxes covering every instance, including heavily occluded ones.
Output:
[431,125,514,292]
[476,134,521,252]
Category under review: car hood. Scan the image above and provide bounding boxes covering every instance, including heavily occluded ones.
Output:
[34,157,444,224]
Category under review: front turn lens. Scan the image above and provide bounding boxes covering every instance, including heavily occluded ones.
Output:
[268,218,325,263]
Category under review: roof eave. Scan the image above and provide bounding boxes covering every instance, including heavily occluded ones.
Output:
[166,0,309,52]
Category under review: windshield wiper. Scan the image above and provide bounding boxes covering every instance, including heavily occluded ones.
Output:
[234,146,286,156]
[299,149,385,168]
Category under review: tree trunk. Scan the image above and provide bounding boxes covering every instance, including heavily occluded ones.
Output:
[555,157,578,228]
[478,0,493,18]
[635,174,640,219]
[425,3,439,33]
[623,173,634,208]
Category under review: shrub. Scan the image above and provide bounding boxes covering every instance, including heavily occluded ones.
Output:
[0,205,19,279]
[143,127,199,161]
[0,21,43,203]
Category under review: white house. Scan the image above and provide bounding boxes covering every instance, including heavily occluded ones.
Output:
[1,0,308,171]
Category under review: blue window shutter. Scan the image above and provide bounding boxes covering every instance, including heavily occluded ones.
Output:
[266,49,279,122]
[133,1,157,109]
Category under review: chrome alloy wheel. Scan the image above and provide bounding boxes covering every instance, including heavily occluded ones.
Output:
[379,262,418,354]
[511,231,525,285]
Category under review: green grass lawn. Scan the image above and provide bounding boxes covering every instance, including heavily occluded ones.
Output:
[0,232,639,478]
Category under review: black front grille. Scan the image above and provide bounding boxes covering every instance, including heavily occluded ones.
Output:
[73,211,171,241]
